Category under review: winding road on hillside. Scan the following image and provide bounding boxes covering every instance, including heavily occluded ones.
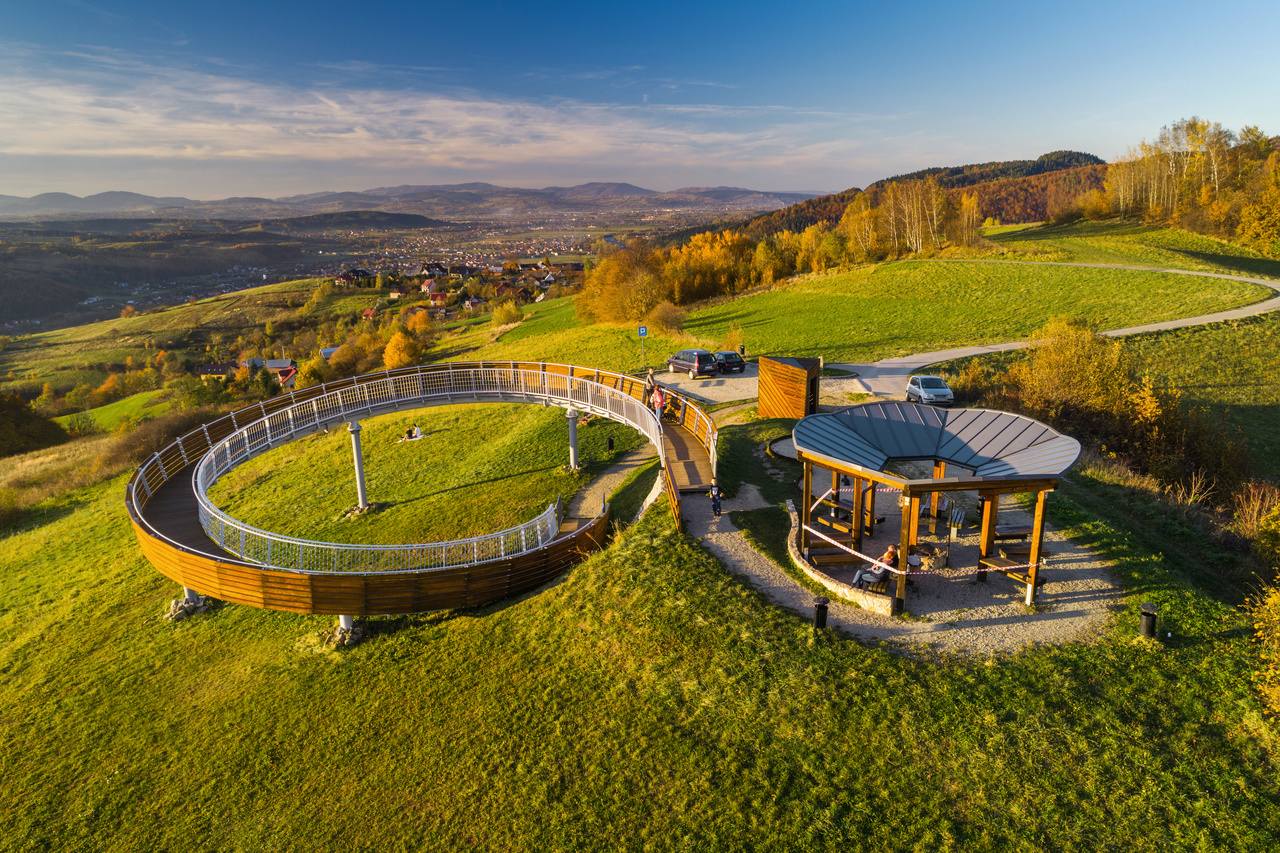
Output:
[656,259,1280,402]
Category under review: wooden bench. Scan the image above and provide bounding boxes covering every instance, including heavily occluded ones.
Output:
[999,542,1053,561]
[979,555,1045,587]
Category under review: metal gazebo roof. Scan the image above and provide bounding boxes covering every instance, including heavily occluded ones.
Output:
[792,402,1081,479]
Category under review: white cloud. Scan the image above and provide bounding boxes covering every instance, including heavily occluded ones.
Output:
[0,44,902,193]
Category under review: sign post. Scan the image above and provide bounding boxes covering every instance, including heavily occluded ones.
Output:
[638,325,648,369]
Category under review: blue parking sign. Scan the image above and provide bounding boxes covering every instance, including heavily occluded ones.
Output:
[638,326,648,337]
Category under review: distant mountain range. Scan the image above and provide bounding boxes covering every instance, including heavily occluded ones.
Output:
[0,183,822,220]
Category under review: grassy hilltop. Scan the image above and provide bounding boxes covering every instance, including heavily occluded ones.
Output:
[2,222,1279,850]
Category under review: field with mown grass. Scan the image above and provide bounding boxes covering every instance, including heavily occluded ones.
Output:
[684,260,1269,363]
[0,278,364,395]
[2,435,1277,849]
[208,402,644,544]
[1126,314,1280,480]
[429,298,692,375]
[53,388,173,432]
[3,222,1280,847]
[984,220,1280,278]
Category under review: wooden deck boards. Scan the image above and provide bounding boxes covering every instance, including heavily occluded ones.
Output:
[662,423,714,492]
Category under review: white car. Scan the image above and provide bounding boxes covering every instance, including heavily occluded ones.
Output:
[906,375,954,407]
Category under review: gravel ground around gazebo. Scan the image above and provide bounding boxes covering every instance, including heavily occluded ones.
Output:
[686,449,1123,655]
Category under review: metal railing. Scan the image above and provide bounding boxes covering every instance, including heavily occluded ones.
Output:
[189,365,667,572]
[197,494,563,574]
[125,361,719,574]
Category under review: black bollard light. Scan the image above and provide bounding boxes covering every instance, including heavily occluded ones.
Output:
[1139,603,1159,638]
[813,597,829,631]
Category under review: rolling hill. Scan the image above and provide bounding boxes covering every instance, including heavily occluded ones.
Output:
[0,183,821,222]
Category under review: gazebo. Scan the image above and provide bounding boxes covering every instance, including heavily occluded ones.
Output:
[792,402,1081,614]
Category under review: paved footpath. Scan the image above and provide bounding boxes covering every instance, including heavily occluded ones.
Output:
[655,259,1280,401]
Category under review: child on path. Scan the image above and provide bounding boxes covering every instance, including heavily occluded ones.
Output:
[709,479,724,518]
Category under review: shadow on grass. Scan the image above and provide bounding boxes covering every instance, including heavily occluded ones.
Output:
[418,464,562,499]
[1057,473,1256,611]
[1,497,89,535]
[1172,249,1280,280]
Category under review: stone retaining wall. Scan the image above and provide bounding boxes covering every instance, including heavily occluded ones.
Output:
[784,499,893,617]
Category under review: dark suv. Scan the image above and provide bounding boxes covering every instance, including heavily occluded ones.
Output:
[667,348,718,379]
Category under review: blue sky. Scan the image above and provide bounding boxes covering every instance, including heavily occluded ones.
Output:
[2,0,1278,198]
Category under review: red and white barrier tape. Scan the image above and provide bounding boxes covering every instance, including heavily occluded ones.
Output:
[803,525,1037,577]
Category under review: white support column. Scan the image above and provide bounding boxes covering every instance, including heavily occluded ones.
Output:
[182,587,199,603]
[566,408,580,470]
[338,615,354,631]
[348,420,369,510]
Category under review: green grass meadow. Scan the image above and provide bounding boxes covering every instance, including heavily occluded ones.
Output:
[3,222,1280,849]
[0,278,363,395]
[984,221,1280,279]
[1126,314,1280,480]
[53,389,173,432]
[1,452,1276,850]
[685,260,1269,363]
[208,403,644,543]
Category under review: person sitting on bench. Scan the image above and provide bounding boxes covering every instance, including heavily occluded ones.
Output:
[852,544,897,591]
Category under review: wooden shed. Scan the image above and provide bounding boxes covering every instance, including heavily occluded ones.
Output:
[758,357,821,419]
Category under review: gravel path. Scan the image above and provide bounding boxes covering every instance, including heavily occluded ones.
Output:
[687,486,1122,655]
[689,417,1121,655]
[568,445,658,518]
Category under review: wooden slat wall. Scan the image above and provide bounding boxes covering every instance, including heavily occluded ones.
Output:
[758,357,821,419]
[664,465,683,532]
[135,510,610,615]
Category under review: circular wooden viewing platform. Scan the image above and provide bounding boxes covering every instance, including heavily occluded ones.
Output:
[128,362,718,617]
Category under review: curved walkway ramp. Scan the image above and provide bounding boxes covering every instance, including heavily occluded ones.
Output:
[128,362,718,616]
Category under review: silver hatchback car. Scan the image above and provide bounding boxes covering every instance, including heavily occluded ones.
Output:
[905,375,954,406]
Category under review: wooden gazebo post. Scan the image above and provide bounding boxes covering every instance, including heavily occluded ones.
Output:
[851,476,865,555]
[977,490,998,582]
[800,460,813,557]
[1025,490,1049,605]
[907,493,922,550]
[864,484,877,538]
[928,461,946,535]
[895,487,912,615]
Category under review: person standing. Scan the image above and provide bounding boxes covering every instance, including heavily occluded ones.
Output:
[643,367,657,406]
[651,386,665,421]
[709,480,725,518]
